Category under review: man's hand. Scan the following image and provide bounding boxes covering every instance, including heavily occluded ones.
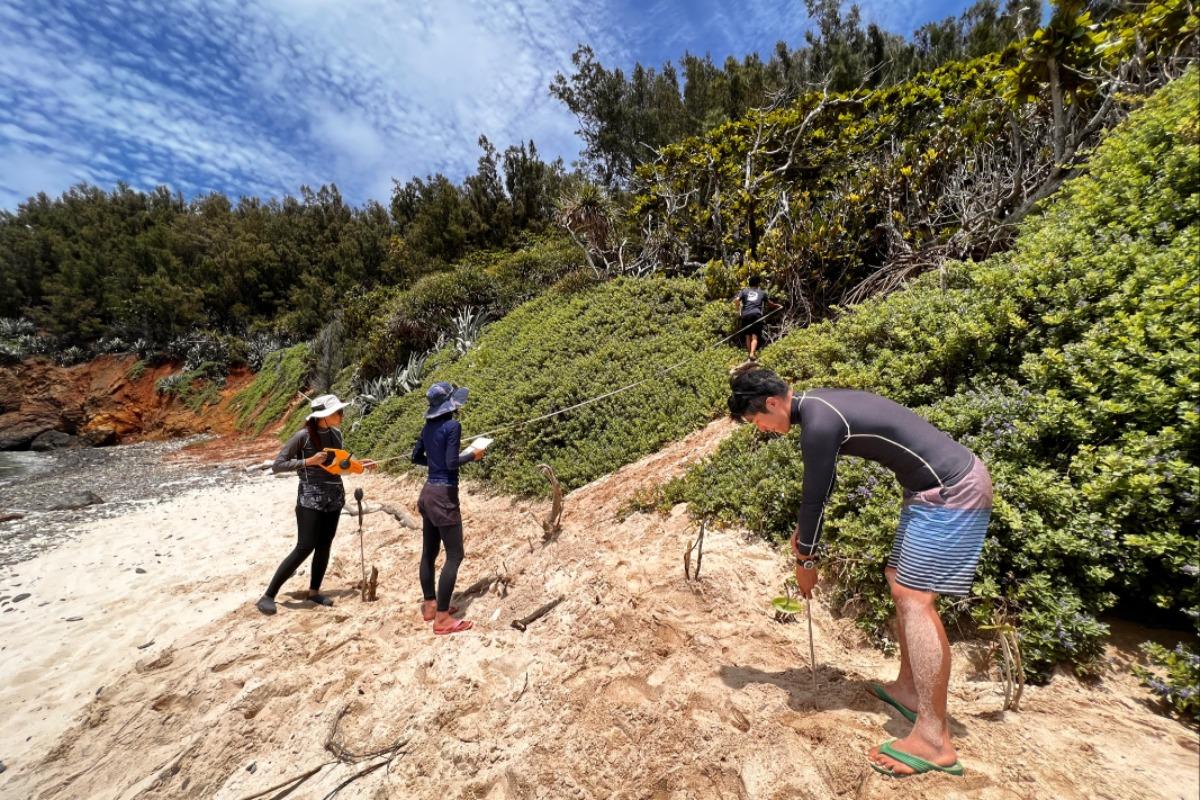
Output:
[304,453,327,467]
[794,561,818,599]
[472,449,486,461]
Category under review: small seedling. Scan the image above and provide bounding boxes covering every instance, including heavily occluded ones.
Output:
[772,577,803,622]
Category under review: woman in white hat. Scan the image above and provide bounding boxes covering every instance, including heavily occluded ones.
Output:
[411,381,484,634]
[256,394,367,615]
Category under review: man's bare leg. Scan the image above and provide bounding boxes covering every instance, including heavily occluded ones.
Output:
[878,566,918,711]
[748,333,759,359]
[869,581,958,774]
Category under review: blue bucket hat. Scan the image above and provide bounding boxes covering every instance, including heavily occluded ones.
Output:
[425,381,469,419]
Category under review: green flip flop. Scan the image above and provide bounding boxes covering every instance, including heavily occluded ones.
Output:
[867,682,917,723]
[870,740,965,777]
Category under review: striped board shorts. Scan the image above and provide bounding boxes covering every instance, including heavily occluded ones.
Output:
[887,456,993,597]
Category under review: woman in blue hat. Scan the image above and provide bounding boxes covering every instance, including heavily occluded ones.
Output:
[412,382,484,635]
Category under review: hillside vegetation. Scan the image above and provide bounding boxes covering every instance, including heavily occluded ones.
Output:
[347,277,736,495]
[659,70,1198,693]
[625,1,1194,317]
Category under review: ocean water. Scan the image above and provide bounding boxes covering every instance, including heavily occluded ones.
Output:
[0,450,51,483]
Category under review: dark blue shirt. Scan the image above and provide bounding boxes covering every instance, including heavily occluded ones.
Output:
[411,416,474,485]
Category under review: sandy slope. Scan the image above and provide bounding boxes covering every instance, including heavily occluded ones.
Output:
[2,419,1196,800]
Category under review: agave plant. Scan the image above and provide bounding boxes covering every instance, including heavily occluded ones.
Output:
[155,371,186,395]
[0,317,35,338]
[451,306,487,355]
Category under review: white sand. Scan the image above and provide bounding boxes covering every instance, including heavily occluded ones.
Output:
[0,472,358,769]
[2,424,1197,800]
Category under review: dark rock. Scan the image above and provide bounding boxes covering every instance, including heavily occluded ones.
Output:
[12,593,30,603]
[43,491,104,511]
[0,760,6,774]
[0,513,23,522]
[81,427,118,447]
[64,616,83,622]
[31,430,80,451]
[247,762,257,774]
[0,414,56,450]
[137,640,154,649]
[135,567,147,574]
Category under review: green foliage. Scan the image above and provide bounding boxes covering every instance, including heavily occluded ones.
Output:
[1,134,568,351]
[634,1,1195,315]
[229,344,311,435]
[550,1,1031,184]
[154,361,226,413]
[348,277,737,495]
[667,70,1200,681]
[126,359,147,382]
[1134,642,1200,721]
[359,235,585,376]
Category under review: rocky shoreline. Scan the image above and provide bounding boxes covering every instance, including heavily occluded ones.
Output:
[0,437,255,567]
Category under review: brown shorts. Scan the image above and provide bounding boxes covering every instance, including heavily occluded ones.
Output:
[418,482,461,527]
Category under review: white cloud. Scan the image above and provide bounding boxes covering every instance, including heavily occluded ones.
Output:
[0,0,977,209]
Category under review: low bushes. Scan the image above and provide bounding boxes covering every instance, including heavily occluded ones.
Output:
[358,235,585,377]
[664,71,1199,682]
[229,343,311,435]
[348,276,737,495]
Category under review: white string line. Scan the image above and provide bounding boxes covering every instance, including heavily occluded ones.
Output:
[360,304,784,462]
[462,304,785,442]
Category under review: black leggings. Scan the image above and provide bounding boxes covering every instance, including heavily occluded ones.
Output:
[420,518,464,612]
[266,506,340,598]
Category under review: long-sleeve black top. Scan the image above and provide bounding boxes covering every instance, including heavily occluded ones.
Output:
[411,416,474,485]
[273,426,345,512]
[791,389,973,557]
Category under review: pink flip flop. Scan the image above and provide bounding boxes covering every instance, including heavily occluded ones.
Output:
[434,619,473,635]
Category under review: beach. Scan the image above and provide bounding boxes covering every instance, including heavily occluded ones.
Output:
[1,422,1197,799]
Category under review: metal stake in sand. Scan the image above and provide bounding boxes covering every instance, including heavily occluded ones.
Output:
[806,597,818,690]
[354,487,365,592]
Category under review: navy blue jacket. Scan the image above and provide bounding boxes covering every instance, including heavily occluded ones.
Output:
[411,416,474,485]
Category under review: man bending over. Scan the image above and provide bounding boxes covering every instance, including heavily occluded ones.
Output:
[728,369,993,777]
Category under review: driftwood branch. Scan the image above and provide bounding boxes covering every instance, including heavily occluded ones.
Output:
[337,503,417,529]
[537,463,563,541]
[235,764,327,800]
[511,596,564,632]
[237,702,409,800]
[454,575,497,602]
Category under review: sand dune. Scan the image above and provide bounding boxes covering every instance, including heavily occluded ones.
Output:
[2,419,1196,799]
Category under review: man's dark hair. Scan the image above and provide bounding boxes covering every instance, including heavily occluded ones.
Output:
[748,274,762,287]
[727,368,789,420]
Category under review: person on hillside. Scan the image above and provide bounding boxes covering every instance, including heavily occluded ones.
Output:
[732,275,781,361]
[411,381,485,635]
[727,369,992,778]
[256,394,372,615]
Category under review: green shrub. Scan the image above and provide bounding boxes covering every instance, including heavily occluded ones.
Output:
[359,236,585,376]
[229,343,311,435]
[154,361,226,412]
[667,70,1200,681]
[348,276,738,495]
[1134,642,1200,721]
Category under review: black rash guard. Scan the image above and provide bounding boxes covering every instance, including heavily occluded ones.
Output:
[791,388,974,557]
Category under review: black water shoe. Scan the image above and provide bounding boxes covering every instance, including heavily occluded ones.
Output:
[256,595,277,615]
[308,594,334,607]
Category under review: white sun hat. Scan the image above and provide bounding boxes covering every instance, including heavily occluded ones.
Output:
[307,393,348,419]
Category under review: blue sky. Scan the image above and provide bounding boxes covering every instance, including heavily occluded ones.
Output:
[0,0,984,210]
